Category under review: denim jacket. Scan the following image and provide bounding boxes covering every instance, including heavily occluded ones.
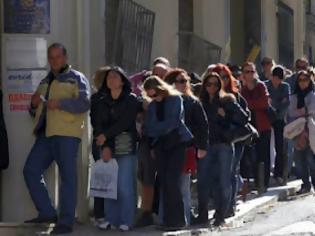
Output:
[144,95,193,144]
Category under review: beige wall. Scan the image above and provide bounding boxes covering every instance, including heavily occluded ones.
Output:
[261,0,278,60]
[134,0,179,66]
[262,0,305,63]
[194,0,230,62]
[1,0,92,222]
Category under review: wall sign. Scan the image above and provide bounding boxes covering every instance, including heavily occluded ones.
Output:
[4,0,50,34]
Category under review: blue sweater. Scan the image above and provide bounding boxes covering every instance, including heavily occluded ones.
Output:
[144,95,193,144]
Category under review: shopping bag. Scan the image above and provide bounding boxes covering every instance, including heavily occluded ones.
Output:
[90,159,118,199]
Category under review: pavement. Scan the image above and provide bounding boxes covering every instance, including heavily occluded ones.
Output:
[0,180,304,236]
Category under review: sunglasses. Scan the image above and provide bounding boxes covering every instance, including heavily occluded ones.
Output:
[175,79,188,84]
[298,77,310,83]
[206,82,219,88]
[244,70,255,74]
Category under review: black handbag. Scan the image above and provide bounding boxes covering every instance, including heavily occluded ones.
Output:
[226,123,259,145]
[159,129,182,150]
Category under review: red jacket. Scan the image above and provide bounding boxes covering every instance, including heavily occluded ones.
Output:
[241,81,272,133]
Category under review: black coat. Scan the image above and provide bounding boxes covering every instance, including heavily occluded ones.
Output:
[183,96,209,150]
[0,90,9,169]
[202,95,249,145]
[90,90,141,154]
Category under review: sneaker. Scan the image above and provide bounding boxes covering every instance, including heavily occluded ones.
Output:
[24,216,58,224]
[119,225,130,232]
[94,218,105,227]
[98,221,111,230]
[50,225,73,235]
[134,211,154,227]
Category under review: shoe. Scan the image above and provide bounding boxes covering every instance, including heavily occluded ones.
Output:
[191,215,209,226]
[119,225,130,232]
[213,219,225,227]
[94,218,105,227]
[98,221,111,230]
[134,211,154,227]
[296,187,311,195]
[24,216,57,224]
[50,225,73,235]
[225,209,235,218]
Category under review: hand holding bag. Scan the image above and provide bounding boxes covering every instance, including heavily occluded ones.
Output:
[90,159,118,199]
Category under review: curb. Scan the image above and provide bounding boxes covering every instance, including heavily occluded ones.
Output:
[164,180,303,236]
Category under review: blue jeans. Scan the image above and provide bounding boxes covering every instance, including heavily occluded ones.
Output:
[230,143,244,211]
[105,155,137,227]
[197,143,233,221]
[23,136,80,226]
[294,147,315,189]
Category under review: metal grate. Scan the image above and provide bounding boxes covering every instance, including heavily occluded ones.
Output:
[178,31,221,75]
[112,0,155,75]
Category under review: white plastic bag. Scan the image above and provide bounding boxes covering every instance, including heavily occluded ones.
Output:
[90,159,118,199]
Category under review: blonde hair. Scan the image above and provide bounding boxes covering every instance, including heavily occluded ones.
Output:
[142,75,181,100]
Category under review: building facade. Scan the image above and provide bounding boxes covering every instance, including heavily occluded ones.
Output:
[0,0,307,222]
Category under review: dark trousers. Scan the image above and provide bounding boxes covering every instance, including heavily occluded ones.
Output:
[273,120,286,178]
[155,143,186,227]
[255,131,271,188]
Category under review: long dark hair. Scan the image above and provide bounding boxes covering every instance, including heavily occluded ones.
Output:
[293,70,315,95]
[199,72,235,103]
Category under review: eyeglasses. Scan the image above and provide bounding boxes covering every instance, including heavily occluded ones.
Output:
[175,79,188,84]
[244,70,255,74]
[205,82,219,88]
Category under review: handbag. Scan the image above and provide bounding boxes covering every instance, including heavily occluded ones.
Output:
[90,159,118,199]
[159,128,182,150]
[226,123,259,144]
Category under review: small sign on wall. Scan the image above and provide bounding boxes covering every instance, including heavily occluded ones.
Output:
[5,70,47,112]
[4,0,50,34]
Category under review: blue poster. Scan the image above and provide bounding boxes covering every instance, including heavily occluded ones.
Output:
[4,0,50,34]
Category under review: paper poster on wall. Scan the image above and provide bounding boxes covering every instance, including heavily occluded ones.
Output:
[4,0,50,34]
[5,37,47,69]
[5,70,47,112]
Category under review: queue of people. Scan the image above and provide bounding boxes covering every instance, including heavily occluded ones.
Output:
[23,43,315,234]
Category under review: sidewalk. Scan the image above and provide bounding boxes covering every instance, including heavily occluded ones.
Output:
[0,180,303,236]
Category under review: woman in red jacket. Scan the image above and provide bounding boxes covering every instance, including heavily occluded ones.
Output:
[241,62,272,192]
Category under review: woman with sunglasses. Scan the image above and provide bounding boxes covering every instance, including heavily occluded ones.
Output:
[198,72,248,227]
[163,68,209,226]
[212,64,250,217]
[143,75,193,230]
[288,70,315,194]
[90,66,141,231]
[241,62,272,192]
